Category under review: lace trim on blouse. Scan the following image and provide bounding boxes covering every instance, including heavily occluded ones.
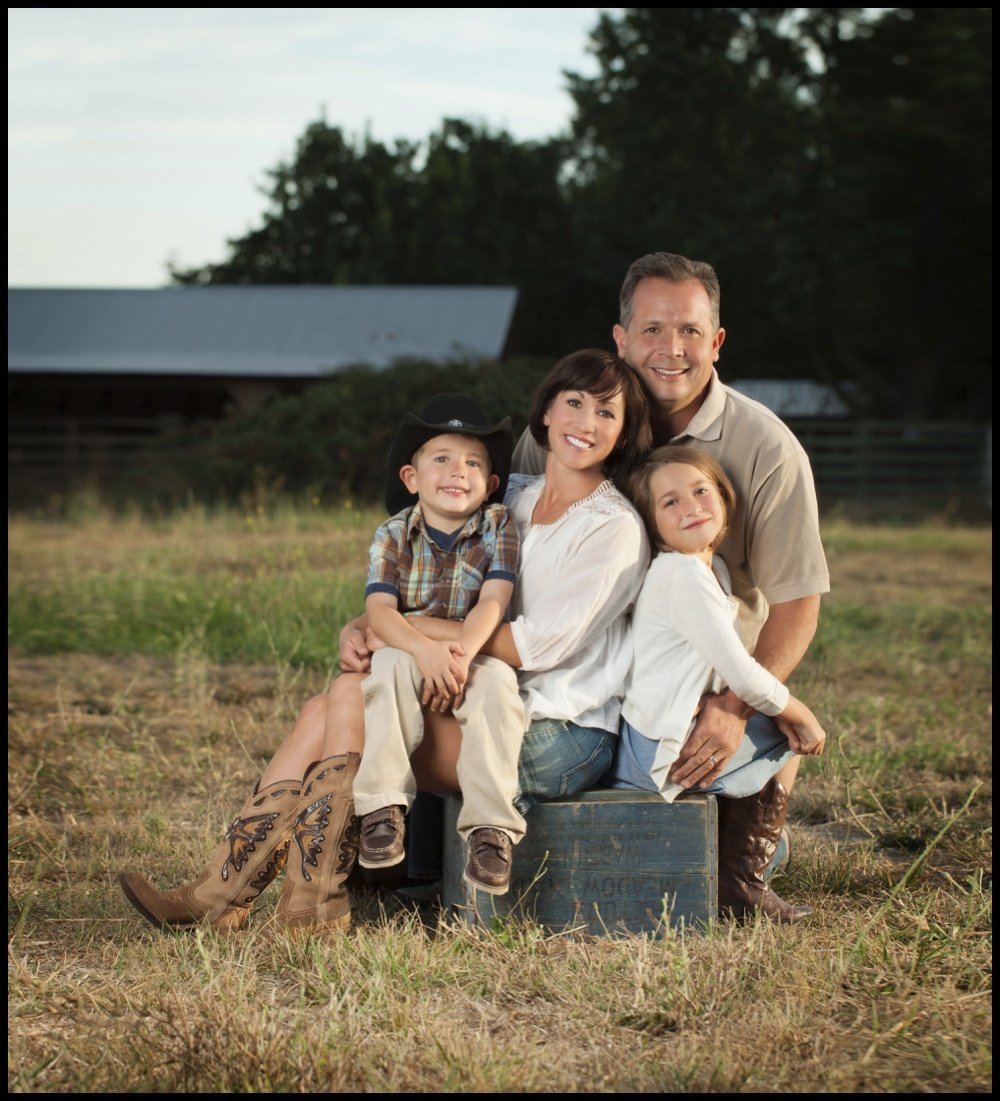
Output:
[507,473,628,520]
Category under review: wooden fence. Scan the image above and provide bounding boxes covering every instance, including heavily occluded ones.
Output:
[792,419,991,515]
[8,416,177,472]
[7,415,992,516]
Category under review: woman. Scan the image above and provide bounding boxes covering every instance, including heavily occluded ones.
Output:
[118,348,652,935]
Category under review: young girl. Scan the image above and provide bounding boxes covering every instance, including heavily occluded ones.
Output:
[607,443,826,921]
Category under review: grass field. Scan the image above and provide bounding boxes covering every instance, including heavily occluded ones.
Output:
[7,506,992,1093]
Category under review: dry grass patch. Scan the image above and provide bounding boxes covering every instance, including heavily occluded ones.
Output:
[7,514,992,1093]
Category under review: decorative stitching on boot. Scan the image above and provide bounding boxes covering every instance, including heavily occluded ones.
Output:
[335,815,360,876]
[250,785,302,808]
[304,761,347,797]
[220,812,283,880]
[238,839,292,904]
[289,794,333,882]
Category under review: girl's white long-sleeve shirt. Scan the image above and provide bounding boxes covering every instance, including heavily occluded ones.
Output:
[621,551,789,802]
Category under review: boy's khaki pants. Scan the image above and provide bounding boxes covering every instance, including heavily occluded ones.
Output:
[354,648,527,842]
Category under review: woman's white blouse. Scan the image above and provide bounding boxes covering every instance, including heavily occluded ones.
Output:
[504,474,650,732]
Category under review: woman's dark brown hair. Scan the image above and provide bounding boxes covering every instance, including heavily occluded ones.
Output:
[527,348,652,481]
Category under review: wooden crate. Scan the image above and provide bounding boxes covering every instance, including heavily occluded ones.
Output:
[441,788,717,936]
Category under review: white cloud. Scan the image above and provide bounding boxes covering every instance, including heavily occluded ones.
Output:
[9,7,614,285]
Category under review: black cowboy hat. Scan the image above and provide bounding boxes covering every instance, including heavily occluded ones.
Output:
[384,393,513,516]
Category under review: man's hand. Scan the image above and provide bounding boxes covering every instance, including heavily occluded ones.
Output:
[668,690,749,790]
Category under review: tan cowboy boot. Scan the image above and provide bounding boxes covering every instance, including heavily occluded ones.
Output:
[118,775,303,931]
[272,753,361,935]
[717,778,813,924]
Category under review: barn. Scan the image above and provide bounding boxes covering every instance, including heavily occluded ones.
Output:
[8,285,518,497]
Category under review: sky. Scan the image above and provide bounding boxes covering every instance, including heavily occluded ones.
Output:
[8,7,617,288]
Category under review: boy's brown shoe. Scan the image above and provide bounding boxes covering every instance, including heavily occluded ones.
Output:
[358,805,406,868]
[463,827,513,895]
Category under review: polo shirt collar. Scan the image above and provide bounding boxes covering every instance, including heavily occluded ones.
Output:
[675,367,726,443]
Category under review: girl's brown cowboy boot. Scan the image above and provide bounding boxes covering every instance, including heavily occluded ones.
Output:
[717,778,813,924]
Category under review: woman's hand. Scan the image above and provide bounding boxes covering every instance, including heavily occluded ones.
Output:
[339,618,371,674]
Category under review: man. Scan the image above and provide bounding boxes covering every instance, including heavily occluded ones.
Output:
[512,251,830,921]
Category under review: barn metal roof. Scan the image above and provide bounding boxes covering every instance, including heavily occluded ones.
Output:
[729,378,850,417]
[7,286,518,376]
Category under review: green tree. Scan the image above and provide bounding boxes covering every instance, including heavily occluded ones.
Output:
[172,117,577,357]
[170,8,990,418]
[561,7,844,375]
[800,7,992,419]
[112,358,552,507]
[394,119,577,355]
[562,7,991,418]
[171,121,421,285]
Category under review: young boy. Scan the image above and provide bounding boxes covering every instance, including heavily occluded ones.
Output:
[353,393,526,895]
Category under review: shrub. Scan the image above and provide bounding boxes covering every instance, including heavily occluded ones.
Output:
[109,356,552,509]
